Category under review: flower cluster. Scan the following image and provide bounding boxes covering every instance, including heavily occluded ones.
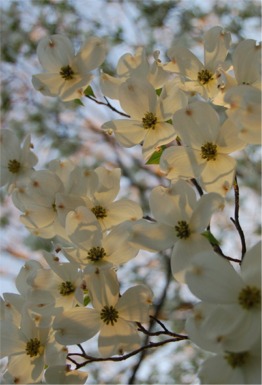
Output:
[1,27,261,384]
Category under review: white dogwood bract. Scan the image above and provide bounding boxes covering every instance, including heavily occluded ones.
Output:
[53,268,153,357]
[163,26,231,99]
[1,26,261,384]
[0,129,38,192]
[32,34,107,101]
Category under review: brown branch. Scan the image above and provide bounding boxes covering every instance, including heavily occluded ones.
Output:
[67,337,187,369]
[86,95,130,117]
[230,175,246,262]
[128,254,172,384]
[137,317,188,339]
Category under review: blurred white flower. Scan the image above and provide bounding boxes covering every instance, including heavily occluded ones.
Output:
[1,311,67,384]
[163,26,231,100]
[185,242,261,350]
[100,47,170,99]
[0,129,38,193]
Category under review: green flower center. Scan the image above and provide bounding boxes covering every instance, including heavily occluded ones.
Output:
[175,220,191,239]
[59,281,75,296]
[91,205,107,219]
[87,247,106,262]
[201,142,217,161]
[100,305,119,325]
[25,338,41,357]
[8,159,21,173]
[142,112,158,130]
[60,65,75,80]
[224,351,249,368]
[238,285,261,310]
[197,69,213,85]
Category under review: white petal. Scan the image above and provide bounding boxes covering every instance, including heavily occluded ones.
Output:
[142,122,176,161]
[37,34,74,72]
[94,167,121,204]
[173,101,220,148]
[200,154,236,195]
[65,206,102,247]
[117,285,153,323]
[166,46,203,79]
[204,26,231,71]
[216,118,246,153]
[103,199,142,229]
[160,146,202,180]
[98,319,141,357]
[102,119,145,147]
[4,353,44,384]
[76,36,107,73]
[45,365,88,384]
[100,72,122,99]
[86,267,119,310]
[53,307,100,345]
[233,39,261,85]
[128,219,175,251]
[150,180,196,226]
[199,355,244,385]
[185,251,244,303]
[190,192,225,232]
[119,78,157,119]
[241,241,261,288]
[171,235,213,283]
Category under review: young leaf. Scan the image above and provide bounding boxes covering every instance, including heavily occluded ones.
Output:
[146,146,165,165]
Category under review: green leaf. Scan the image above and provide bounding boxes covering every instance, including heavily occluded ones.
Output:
[84,295,90,307]
[146,146,166,165]
[201,230,220,246]
[74,99,84,106]
[84,85,95,97]
[156,88,162,96]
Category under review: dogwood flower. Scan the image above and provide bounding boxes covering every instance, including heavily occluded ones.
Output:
[102,77,187,160]
[187,302,261,384]
[12,169,85,240]
[32,34,106,101]
[198,340,261,385]
[64,220,139,269]
[100,47,170,99]
[185,242,261,350]
[0,129,38,192]
[53,268,153,357]
[1,311,67,384]
[163,26,231,99]
[28,251,84,311]
[160,101,245,195]
[80,167,143,230]
[224,85,261,144]
[129,180,224,282]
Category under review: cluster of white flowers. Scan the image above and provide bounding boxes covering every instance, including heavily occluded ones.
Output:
[0,26,261,384]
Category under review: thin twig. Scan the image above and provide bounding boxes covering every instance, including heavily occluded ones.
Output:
[230,176,246,262]
[67,337,187,369]
[128,255,172,384]
[137,318,188,339]
[86,95,130,117]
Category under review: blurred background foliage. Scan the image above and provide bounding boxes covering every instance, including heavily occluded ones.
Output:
[0,0,261,384]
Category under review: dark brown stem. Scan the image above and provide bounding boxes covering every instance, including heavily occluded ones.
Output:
[230,176,246,262]
[86,95,130,117]
[67,337,187,369]
[128,255,172,384]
